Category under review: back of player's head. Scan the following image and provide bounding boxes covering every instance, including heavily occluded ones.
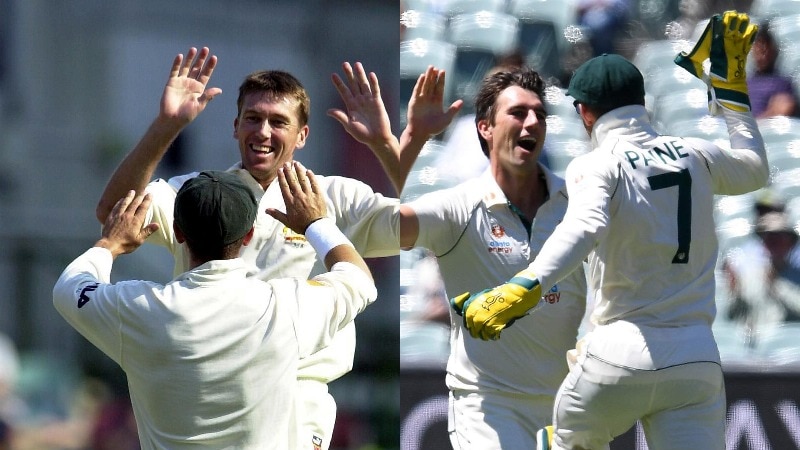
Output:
[474,66,546,157]
[237,70,310,126]
[174,171,258,260]
[567,53,645,117]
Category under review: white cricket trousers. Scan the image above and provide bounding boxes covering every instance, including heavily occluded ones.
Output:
[552,355,726,450]
[448,389,554,449]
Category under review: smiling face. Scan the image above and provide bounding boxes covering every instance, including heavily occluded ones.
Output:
[478,85,546,175]
[233,92,309,188]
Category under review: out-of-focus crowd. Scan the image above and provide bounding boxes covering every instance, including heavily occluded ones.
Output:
[400,0,800,368]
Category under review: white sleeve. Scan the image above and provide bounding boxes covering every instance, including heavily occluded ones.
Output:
[52,248,124,364]
[289,262,378,357]
[323,176,400,258]
[143,173,198,253]
[691,110,769,195]
[531,154,616,291]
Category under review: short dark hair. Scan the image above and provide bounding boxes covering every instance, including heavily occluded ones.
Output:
[473,67,546,157]
[237,70,311,126]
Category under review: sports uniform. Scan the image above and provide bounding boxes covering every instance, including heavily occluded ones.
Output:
[539,100,765,449]
[143,165,399,450]
[53,170,379,450]
[455,16,769,447]
[407,165,587,448]
[53,249,375,450]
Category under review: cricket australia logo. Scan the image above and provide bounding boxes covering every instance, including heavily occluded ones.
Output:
[486,217,514,254]
[282,226,308,248]
[77,283,99,308]
[491,224,505,238]
[312,435,323,450]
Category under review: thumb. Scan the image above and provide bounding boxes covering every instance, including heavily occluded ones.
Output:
[140,223,159,240]
[326,109,348,126]
[450,292,471,315]
[446,99,464,121]
[265,208,288,226]
[200,87,223,104]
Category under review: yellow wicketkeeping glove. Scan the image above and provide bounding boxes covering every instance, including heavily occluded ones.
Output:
[674,10,758,114]
[450,268,542,341]
[674,16,714,79]
[709,11,758,112]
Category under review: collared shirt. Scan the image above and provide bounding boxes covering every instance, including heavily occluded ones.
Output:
[408,165,587,395]
[531,105,768,369]
[144,167,400,381]
[53,247,377,449]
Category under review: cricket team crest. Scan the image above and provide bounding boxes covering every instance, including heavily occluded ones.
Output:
[491,224,505,238]
[487,218,514,254]
[282,226,308,248]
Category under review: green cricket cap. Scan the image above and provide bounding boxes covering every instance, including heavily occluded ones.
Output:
[174,171,258,248]
[567,53,645,111]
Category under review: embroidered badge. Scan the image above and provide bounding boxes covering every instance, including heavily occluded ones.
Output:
[282,226,308,248]
[491,224,505,238]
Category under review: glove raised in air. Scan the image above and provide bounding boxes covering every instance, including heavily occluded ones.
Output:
[674,10,758,113]
[450,268,542,341]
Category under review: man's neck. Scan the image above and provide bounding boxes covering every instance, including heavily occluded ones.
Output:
[494,166,548,221]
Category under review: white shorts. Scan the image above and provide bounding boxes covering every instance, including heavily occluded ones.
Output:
[297,379,337,450]
[553,355,726,450]
[448,389,554,450]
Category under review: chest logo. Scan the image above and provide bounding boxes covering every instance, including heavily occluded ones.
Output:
[282,226,308,248]
[491,224,505,238]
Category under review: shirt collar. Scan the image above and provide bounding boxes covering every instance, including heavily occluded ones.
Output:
[479,162,565,207]
[590,104,658,149]
[173,258,251,284]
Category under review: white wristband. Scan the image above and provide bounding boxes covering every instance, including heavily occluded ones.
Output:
[305,217,352,258]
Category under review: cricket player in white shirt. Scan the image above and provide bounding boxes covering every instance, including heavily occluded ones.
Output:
[54,166,377,449]
[453,11,768,450]
[398,66,587,448]
[94,48,400,450]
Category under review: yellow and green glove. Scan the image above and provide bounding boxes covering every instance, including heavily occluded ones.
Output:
[450,268,542,341]
[674,15,714,79]
[536,425,554,450]
[674,10,758,114]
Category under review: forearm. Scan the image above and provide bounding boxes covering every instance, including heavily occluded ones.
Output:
[398,125,432,192]
[96,116,184,223]
[368,135,404,195]
[722,108,769,190]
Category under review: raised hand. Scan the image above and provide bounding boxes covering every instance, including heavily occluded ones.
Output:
[160,47,223,126]
[96,191,159,258]
[265,161,327,234]
[327,62,395,149]
[406,65,463,140]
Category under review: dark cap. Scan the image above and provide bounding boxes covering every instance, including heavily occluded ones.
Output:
[174,171,258,248]
[567,53,645,111]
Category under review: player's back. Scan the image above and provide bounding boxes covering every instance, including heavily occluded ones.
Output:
[122,267,299,449]
[584,133,719,329]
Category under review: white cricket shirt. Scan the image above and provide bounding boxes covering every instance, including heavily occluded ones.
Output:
[409,165,587,395]
[52,247,377,449]
[145,167,399,382]
[530,105,769,369]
